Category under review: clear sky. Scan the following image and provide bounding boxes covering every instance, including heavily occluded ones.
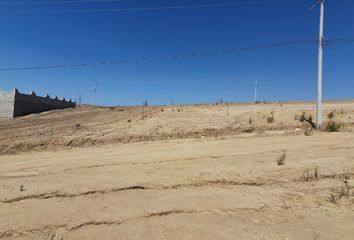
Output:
[0,0,353,106]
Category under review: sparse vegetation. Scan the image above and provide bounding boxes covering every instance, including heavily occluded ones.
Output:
[314,165,319,179]
[2,102,354,238]
[325,121,342,132]
[304,125,313,136]
[276,150,286,166]
[325,110,342,132]
[329,170,352,203]
[325,110,341,132]
[301,166,320,181]
[297,112,316,129]
[266,110,275,123]
[308,115,313,123]
[327,110,336,120]
[300,112,306,122]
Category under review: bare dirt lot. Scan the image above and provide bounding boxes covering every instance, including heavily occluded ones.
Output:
[0,101,353,154]
[0,102,354,239]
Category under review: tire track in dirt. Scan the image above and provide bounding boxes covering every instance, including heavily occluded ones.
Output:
[2,144,342,179]
[0,224,67,239]
[0,207,265,239]
[3,171,352,204]
[0,180,264,204]
[0,149,282,179]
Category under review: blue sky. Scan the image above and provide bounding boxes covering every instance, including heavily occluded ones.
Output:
[0,0,353,106]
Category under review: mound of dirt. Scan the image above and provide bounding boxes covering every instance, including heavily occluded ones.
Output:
[0,101,353,155]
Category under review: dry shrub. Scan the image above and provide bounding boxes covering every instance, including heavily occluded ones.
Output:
[327,110,336,120]
[276,151,286,166]
[304,125,313,136]
[325,109,342,132]
[325,121,342,132]
[301,166,319,181]
[299,112,306,122]
[267,115,274,123]
[329,170,352,203]
[267,110,275,123]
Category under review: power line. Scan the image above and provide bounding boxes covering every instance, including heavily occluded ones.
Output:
[329,38,354,43]
[261,85,313,89]
[0,39,313,72]
[0,0,296,15]
[0,0,123,5]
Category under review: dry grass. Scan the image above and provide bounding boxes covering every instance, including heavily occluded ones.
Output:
[1,131,354,239]
[300,166,320,181]
[0,101,354,155]
[325,121,342,132]
[276,150,286,166]
[329,170,352,203]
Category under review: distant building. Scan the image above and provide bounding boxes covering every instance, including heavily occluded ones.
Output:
[0,88,75,118]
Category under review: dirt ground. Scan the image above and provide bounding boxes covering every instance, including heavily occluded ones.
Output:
[0,101,353,154]
[0,102,354,239]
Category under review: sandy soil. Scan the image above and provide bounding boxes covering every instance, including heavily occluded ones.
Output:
[0,102,353,239]
[0,101,353,155]
[1,132,354,239]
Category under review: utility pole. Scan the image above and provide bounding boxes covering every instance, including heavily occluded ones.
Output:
[92,81,98,107]
[78,94,82,105]
[315,0,325,129]
[141,102,144,120]
[254,78,258,103]
[226,100,229,116]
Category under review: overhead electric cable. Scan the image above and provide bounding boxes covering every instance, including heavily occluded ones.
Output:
[0,39,313,72]
[329,38,354,43]
[0,0,123,5]
[0,0,295,15]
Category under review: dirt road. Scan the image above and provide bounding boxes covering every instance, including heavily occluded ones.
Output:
[1,132,353,239]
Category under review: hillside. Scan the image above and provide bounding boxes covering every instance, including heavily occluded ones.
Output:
[1,101,354,239]
[1,101,354,154]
